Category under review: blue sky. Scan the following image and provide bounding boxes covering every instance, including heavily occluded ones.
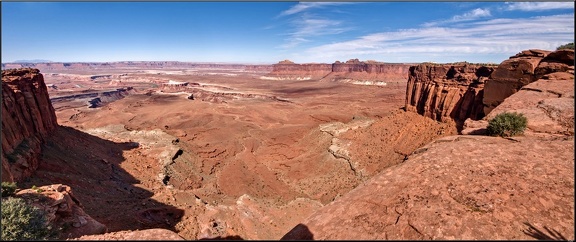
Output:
[1,1,574,64]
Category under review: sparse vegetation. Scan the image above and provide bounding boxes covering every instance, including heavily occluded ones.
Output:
[556,42,574,50]
[487,112,528,137]
[1,197,56,240]
[1,182,18,197]
[31,185,44,193]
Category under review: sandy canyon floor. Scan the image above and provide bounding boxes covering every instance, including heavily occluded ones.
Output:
[19,68,456,239]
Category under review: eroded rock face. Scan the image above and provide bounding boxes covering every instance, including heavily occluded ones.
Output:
[267,59,411,81]
[15,184,107,239]
[483,49,554,114]
[2,68,58,182]
[406,49,574,126]
[405,63,493,123]
[269,61,333,79]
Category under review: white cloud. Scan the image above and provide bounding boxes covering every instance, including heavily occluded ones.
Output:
[454,8,491,21]
[278,2,352,17]
[424,8,491,27]
[281,17,350,49]
[277,3,354,49]
[302,14,574,63]
[505,2,574,11]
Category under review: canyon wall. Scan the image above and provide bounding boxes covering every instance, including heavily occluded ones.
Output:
[267,59,411,81]
[405,48,574,126]
[2,68,59,182]
[268,60,333,79]
[405,63,494,123]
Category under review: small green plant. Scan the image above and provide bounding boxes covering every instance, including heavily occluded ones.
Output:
[31,185,44,193]
[487,112,528,137]
[556,42,574,50]
[1,197,56,240]
[1,182,17,197]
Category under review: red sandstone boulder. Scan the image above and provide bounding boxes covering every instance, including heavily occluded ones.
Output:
[483,49,573,115]
[15,184,107,239]
[534,49,575,79]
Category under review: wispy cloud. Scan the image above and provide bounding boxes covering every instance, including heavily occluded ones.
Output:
[282,16,350,48]
[424,8,491,27]
[505,2,574,11]
[278,2,351,17]
[277,3,354,49]
[303,14,574,63]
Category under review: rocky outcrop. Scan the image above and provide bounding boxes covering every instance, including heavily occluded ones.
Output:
[281,134,574,240]
[15,184,107,239]
[405,63,494,123]
[406,49,574,127]
[483,49,552,114]
[2,68,58,182]
[267,59,411,82]
[186,88,291,104]
[478,51,575,136]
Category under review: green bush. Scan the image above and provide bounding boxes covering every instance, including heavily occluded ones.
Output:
[487,112,528,137]
[1,197,56,240]
[556,42,574,50]
[1,182,17,197]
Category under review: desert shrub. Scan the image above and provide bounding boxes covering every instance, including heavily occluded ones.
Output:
[1,182,17,197]
[556,42,574,50]
[487,112,528,137]
[1,197,56,240]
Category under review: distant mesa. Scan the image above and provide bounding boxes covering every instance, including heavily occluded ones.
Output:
[267,58,412,82]
[278,60,295,64]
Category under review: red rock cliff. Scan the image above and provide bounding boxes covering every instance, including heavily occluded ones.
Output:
[405,63,494,123]
[268,59,411,81]
[330,59,410,81]
[269,60,333,79]
[2,68,58,182]
[482,49,550,114]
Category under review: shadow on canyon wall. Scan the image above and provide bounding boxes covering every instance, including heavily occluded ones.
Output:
[18,125,184,236]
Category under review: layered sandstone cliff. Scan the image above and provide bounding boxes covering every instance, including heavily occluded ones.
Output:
[2,68,58,182]
[405,49,574,127]
[328,59,411,82]
[266,59,411,82]
[267,60,333,80]
[405,63,494,124]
